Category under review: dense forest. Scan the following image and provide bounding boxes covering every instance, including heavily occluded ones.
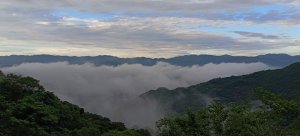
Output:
[156,90,300,136]
[0,71,150,136]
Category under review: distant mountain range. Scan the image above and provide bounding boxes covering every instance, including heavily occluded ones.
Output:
[0,54,300,67]
[142,62,300,114]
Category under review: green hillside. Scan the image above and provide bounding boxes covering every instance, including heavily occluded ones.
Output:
[0,72,150,136]
[143,62,300,114]
[156,90,300,136]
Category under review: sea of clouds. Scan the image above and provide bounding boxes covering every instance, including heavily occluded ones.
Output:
[2,62,273,129]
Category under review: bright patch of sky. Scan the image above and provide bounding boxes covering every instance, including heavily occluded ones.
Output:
[52,9,119,21]
[0,45,35,52]
[251,3,290,14]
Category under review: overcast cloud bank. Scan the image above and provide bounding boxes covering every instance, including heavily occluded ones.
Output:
[1,0,300,57]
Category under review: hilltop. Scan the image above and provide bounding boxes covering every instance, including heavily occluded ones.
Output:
[143,63,300,113]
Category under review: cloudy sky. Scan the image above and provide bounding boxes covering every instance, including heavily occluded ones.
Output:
[0,0,300,58]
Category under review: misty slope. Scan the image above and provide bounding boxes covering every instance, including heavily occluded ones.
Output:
[0,72,150,136]
[1,54,300,67]
[143,62,300,113]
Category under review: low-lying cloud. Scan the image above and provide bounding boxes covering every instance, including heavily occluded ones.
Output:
[2,62,273,129]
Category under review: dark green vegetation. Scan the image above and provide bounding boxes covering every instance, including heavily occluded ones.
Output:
[143,62,300,114]
[0,72,150,136]
[1,54,299,67]
[156,90,300,136]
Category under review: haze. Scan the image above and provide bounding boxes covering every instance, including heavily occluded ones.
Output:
[2,62,273,129]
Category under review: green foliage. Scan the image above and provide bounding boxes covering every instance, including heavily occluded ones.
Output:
[102,129,151,136]
[0,73,150,136]
[157,90,300,136]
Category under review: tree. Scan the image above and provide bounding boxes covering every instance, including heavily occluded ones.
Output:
[156,90,300,136]
[0,74,151,136]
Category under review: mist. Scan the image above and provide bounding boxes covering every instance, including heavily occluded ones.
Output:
[2,62,273,129]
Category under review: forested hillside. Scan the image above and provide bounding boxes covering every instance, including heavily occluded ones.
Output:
[156,90,300,136]
[0,72,150,136]
[143,63,300,113]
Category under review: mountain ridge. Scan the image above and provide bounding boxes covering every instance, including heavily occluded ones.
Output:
[142,62,300,114]
[1,54,300,67]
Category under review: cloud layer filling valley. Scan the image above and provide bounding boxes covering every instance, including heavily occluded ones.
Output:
[2,62,272,129]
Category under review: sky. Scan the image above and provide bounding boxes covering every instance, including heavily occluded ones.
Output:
[0,0,300,58]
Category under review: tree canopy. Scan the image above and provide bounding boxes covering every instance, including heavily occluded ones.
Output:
[156,89,300,136]
[0,72,150,136]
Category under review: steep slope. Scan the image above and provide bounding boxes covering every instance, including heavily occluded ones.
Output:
[143,63,300,113]
[1,54,299,67]
[0,72,150,136]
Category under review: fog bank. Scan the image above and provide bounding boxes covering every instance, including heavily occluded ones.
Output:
[2,62,272,129]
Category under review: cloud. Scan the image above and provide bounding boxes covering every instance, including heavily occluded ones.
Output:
[1,13,298,57]
[233,31,280,39]
[2,0,298,15]
[1,62,273,129]
[0,0,300,57]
